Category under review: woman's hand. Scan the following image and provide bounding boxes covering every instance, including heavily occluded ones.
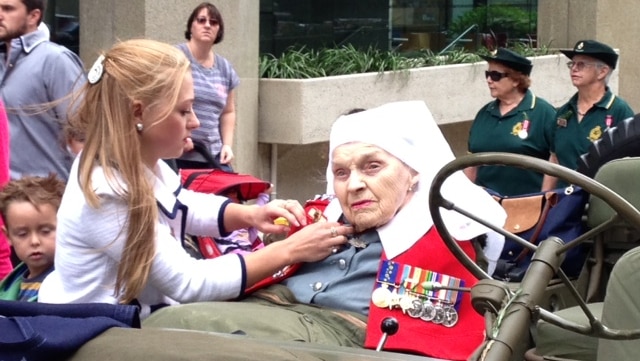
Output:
[249,199,308,234]
[220,144,234,164]
[281,221,353,263]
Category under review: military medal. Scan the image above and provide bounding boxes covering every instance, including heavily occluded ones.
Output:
[348,237,368,249]
[605,114,613,129]
[518,119,530,139]
[407,299,424,318]
[420,300,437,321]
[371,287,391,308]
[399,295,416,314]
[432,305,445,324]
[442,306,459,327]
[372,260,465,328]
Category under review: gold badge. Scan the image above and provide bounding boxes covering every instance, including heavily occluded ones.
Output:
[588,125,603,142]
[511,122,523,136]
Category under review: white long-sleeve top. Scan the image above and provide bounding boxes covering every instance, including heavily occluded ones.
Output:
[39,160,246,311]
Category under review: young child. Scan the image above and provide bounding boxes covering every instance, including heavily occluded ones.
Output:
[0,174,65,301]
[215,189,270,255]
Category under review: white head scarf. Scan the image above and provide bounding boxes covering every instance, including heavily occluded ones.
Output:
[324,100,506,259]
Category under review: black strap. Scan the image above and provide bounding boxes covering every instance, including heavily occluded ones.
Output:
[191,140,222,170]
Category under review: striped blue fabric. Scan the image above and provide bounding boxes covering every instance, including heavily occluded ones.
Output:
[177,43,239,157]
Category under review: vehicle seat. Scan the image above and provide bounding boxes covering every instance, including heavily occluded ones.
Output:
[596,245,640,360]
[526,157,640,361]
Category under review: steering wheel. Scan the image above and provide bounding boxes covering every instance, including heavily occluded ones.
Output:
[428,153,640,359]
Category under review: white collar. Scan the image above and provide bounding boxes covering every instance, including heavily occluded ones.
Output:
[323,194,428,259]
[147,161,184,220]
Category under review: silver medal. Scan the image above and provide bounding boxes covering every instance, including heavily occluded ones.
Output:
[407,299,424,318]
[420,300,436,322]
[518,129,528,139]
[442,306,459,327]
[432,305,445,324]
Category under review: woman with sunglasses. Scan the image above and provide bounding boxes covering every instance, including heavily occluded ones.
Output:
[175,2,238,172]
[464,48,557,196]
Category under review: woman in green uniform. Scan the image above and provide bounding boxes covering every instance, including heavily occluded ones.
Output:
[547,40,634,188]
[465,48,557,196]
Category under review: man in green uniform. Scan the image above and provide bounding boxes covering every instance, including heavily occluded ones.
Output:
[467,48,557,196]
[549,40,634,186]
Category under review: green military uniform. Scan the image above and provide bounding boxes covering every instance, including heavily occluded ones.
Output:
[553,88,634,171]
[468,90,557,196]
[555,39,635,173]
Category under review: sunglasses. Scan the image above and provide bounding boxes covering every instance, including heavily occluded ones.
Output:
[485,70,509,82]
[195,17,219,26]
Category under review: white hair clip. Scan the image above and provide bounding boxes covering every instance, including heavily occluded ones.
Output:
[87,54,106,85]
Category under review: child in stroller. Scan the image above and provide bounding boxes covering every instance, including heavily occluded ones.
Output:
[180,168,272,258]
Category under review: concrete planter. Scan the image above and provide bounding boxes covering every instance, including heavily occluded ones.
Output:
[258,53,614,145]
[257,53,620,201]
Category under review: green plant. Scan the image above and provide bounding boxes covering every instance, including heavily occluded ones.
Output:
[259,44,553,79]
[449,5,537,39]
[259,44,414,79]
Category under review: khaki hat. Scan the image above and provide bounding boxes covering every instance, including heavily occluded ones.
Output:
[560,40,618,69]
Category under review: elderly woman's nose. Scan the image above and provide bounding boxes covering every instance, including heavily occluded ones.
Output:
[347,172,365,190]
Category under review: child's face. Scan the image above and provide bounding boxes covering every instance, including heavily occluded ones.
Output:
[4,201,56,279]
[223,189,241,203]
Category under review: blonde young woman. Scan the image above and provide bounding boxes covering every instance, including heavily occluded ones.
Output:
[38,39,352,317]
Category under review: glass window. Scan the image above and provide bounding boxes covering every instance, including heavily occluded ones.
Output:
[43,0,80,55]
[259,0,538,56]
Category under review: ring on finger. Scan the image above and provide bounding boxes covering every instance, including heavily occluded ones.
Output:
[330,226,338,238]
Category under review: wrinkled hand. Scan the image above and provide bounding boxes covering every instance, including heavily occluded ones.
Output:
[220,144,234,164]
[283,221,353,263]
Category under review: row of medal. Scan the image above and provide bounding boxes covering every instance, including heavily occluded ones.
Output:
[372,260,464,328]
[372,286,459,327]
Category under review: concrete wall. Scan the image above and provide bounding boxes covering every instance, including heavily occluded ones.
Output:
[79,0,261,175]
[538,0,640,111]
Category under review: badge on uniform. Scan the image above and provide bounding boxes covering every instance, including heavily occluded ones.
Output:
[557,118,567,127]
[372,260,463,328]
[557,110,573,127]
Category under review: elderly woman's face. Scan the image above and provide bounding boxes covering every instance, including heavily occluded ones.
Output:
[331,143,418,232]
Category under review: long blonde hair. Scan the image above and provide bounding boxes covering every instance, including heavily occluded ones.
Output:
[68,39,191,303]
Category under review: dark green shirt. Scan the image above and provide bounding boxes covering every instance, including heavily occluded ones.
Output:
[468,90,556,196]
[553,88,634,171]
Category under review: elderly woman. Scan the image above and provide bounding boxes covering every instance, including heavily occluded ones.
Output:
[465,48,557,196]
[142,101,506,360]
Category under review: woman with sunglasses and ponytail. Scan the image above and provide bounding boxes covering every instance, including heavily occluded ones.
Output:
[174,2,238,172]
[464,48,557,196]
